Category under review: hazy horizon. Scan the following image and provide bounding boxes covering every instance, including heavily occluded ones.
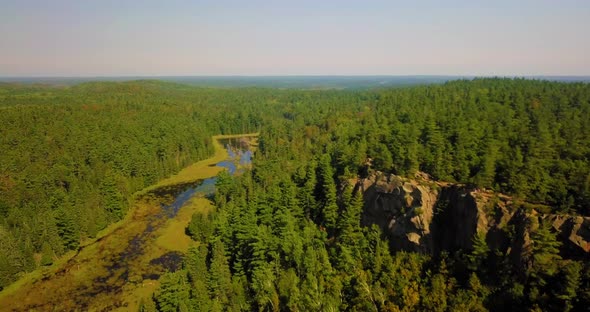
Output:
[3,74,590,78]
[3,75,590,90]
[1,0,589,77]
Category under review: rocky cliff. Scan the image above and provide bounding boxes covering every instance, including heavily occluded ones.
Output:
[358,171,590,265]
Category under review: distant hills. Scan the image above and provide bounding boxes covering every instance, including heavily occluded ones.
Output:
[1,75,589,89]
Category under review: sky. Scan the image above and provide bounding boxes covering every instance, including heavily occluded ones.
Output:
[0,0,589,77]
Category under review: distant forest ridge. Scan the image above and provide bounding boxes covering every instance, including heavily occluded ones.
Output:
[1,75,590,89]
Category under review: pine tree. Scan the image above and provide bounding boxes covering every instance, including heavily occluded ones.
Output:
[316,155,339,235]
[467,232,489,272]
[552,261,582,312]
[40,242,54,266]
[207,240,233,306]
[278,179,302,221]
[251,262,279,312]
[154,271,190,312]
[297,162,318,219]
[187,212,213,243]
[528,218,563,306]
[55,209,79,250]
[337,186,364,264]
[531,219,562,279]
[422,117,445,179]
[186,246,212,311]
[100,171,125,220]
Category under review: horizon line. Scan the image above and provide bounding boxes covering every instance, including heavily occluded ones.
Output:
[2,74,590,79]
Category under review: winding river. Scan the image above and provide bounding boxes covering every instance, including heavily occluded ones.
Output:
[0,136,254,311]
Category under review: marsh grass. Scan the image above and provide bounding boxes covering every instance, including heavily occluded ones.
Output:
[155,197,213,252]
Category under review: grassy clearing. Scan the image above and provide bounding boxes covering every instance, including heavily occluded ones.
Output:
[155,196,214,252]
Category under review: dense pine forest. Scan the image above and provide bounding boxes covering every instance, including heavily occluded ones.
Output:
[1,78,590,311]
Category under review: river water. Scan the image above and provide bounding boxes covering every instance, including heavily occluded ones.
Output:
[157,138,252,216]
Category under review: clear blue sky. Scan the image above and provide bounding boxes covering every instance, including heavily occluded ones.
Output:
[1,0,589,76]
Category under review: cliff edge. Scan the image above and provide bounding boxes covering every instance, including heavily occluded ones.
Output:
[358,171,590,267]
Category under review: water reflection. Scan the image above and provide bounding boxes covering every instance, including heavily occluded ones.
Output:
[158,138,253,215]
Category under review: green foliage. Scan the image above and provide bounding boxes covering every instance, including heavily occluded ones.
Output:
[186,211,214,243]
[316,154,339,235]
[337,186,364,244]
[56,208,79,251]
[0,80,262,286]
[166,78,589,311]
[2,78,590,309]
[531,219,562,278]
[296,162,318,219]
[154,271,190,312]
[40,242,54,266]
[207,240,233,307]
[527,218,564,307]
[551,261,582,311]
[448,273,488,311]
[100,171,126,221]
[467,232,490,272]
[0,226,31,288]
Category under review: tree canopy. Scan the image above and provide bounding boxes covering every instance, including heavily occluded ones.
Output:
[1,78,590,311]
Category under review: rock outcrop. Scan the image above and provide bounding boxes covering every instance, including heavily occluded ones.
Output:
[548,215,590,257]
[358,171,590,265]
[358,171,437,253]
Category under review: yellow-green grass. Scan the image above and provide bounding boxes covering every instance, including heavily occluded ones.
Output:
[119,197,215,311]
[114,279,160,312]
[155,196,214,252]
[114,197,215,310]
[0,188,173,300]
[0,200,162,310]
[0,133,257,310]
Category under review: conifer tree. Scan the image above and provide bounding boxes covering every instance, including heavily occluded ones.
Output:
[154,271,190,312]
[316,155,338,235]
[56,209,79,250]
[298,162,318,219]
[467,232,490,272]
[208,240,233,306]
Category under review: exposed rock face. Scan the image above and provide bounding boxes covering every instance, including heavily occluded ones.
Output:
[359,171,437,253]
[548,215,590,257]
[358,171,590,264]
